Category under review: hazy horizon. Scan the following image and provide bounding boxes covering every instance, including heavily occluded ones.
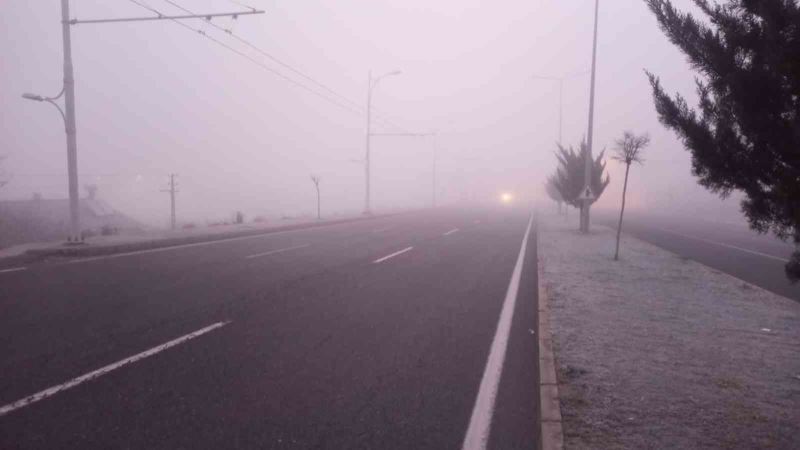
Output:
[1,0,745,228]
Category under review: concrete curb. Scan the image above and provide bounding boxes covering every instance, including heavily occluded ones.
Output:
[22,214,392,260]
[537,225,564,450]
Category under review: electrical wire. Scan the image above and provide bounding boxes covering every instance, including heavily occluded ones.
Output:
[155,0,408,131]
[124,0,370,117]
[125,0,407,131]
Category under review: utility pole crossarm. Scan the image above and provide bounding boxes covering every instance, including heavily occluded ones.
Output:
[369,132,435,137]
[68,10,264,25]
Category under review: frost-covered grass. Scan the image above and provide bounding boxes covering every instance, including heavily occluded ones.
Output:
[538,213,800,449]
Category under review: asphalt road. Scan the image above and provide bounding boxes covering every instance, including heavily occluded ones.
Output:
[595,211,800,303]
[0,207,540,449]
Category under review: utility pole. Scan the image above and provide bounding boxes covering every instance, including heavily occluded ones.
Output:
[365,71,372,215]
[531,71,588,147]
[364,69,402,215]
[22,1,263,243]
[581,0,601,233]
[161,174,178,230]
[310,175,321,220]
[61,0,79,242]
[432,133,438,207]
[369,130,438,209]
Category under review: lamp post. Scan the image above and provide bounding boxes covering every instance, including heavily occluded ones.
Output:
[22,0,80,242]
[364,69,401,215]
[531,71,588,146]
[23,1,263,242]
[581,0,601,233]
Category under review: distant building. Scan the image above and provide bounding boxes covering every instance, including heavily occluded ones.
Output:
[0,195,142,248]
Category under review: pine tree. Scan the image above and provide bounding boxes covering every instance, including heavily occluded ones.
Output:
[645,0,800,281]
[545,176,565,214]
[552,140,611,216]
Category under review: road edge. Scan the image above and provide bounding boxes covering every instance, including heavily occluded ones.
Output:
[536,221,564,450]
[18,214,395,261]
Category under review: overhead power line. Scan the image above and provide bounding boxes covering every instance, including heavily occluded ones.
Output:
[130,0,408,131]
[158,0,408,131]
[125,0,369,117]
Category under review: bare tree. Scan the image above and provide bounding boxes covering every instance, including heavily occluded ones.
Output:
[612,131,650,260]
[545,175,564,214]
[310,175,321,220]
[0,156,10,191]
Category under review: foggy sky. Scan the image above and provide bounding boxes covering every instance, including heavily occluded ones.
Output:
[0,0,744,227]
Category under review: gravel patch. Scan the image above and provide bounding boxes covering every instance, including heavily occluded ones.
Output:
[538,214,800,449]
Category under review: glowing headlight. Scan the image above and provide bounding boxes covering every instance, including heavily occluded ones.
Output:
[500,192,513,204]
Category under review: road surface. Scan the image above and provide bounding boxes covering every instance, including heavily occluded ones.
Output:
[0,208,540,449]
[595,211,800,303]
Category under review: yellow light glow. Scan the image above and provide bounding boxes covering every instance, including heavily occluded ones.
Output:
[500,192,513,204]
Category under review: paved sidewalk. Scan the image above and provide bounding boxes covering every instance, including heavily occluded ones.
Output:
[538,213,800,449]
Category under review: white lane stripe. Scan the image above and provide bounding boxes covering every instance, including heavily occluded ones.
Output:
[0,267,27,274]
[245,244,310,259]
[372,246,414,264]
[462,214,533,450]
[443,228,460,236]
[653,227,790,262]
[0,321,229,417]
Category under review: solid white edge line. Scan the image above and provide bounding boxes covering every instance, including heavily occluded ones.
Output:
[0,321,230,417]
[372,246,414,264]
[462,214,533,450]
[245,244,311,259]
[443,228,460,236]
[653,227,790,262]
[0,267,27,274]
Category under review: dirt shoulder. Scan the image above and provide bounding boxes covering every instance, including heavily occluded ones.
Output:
[538,213,800,449]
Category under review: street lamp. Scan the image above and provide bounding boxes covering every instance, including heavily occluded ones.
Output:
[23,86,79,242]
[582,0,601,233]
[23,91,67,124]
[531,71,588,146]
[364,69,402,214]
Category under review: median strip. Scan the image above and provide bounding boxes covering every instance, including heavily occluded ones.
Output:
[0,321,230,417]
[245,244,310,259]
[373,246,414,264]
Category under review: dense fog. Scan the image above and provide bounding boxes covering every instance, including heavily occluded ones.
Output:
[0,0,744,228]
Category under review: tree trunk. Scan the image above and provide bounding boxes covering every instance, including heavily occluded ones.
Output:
[614,163,631,260]
[316,187,321,220]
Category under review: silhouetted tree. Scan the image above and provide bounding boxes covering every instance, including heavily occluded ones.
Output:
[0,156,9,191]
[645,0,800,281]
[310,175,321,220]
[552,140,610,230]
[545,175,564,214]
[612,131,650,260]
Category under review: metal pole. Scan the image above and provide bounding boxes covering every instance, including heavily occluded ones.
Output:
[432,134,437,207]
[582,0,600,233]
[558,79,564,146]
[68,10,263,25]
[364,71,372,215]
[61,0,81,242]
[170,174,176,230]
